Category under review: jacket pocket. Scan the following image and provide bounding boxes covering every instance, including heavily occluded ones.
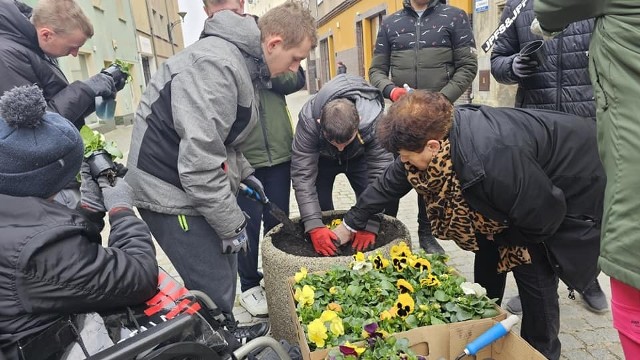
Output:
[543,214,600,292]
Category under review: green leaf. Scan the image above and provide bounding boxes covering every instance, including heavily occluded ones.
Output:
[103,141,123,159]
[434,290,449,302]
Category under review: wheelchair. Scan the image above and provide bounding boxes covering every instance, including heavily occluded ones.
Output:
[18,269,292,360]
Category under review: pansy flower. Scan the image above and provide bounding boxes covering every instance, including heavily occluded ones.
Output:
[390,242,412,258]
[392,256,409,272]
[339,342,366,357]
[371,254,389,269]
[327,302,342,312]
[294,284,315,307]
[412,258,432,273]
[420,274,440,287]
[307,318,327,348]
[395,293,415,317]
[397,279,414,294]
[294,267,308,283]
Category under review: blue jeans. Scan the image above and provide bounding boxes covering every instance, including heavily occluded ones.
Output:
[237,162,291,292]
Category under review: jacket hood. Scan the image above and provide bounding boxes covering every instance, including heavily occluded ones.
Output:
[201,10,263,60]
[304,74,384,132]
[0,0,39,53]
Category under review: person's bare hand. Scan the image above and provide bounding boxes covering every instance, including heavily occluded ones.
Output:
[333,223,354,245]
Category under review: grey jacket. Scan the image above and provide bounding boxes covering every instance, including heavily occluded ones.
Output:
[126,11,268,238]
[291,74,393,232]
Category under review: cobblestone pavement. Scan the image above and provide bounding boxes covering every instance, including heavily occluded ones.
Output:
[104,90,623,359]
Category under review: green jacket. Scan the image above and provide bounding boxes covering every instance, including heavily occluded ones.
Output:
[241,68,306,168]
[368,0,477,102]
[536,0,640,289]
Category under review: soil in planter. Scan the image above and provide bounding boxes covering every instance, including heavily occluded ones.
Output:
[271,213,405,257]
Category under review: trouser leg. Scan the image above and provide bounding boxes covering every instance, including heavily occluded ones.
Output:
[139,209,238,316]
[512,243,561,360]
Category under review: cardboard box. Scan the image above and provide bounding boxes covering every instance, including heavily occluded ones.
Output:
[288,278,526,360]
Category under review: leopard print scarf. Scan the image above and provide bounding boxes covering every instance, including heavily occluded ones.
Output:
[405,139,531,273]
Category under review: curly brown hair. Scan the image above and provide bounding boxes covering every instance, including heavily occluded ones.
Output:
[377,91,453,153]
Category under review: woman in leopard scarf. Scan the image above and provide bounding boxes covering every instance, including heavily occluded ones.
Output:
[339,91,605,360]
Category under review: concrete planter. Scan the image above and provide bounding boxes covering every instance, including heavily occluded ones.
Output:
[261,210,411,343]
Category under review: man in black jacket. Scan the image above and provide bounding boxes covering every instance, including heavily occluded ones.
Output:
[291,74,397,256]
[0,0,119,129]
[0,86,158,360]
[490,0,606,314]
[369,0,478,255]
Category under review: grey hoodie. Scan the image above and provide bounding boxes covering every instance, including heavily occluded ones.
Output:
[126,11,268,238]
[291,74,393,232]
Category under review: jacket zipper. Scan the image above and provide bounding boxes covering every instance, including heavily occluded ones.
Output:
[414,12,421,86]
[555,31,564,111]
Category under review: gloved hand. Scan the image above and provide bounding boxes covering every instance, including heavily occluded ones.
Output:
[352,230,376,252]
[389,87,408,102]
[80,162,106,212]
[98,176,133,212]
[530,18,564,41]
[309,227,339,256]
[83,73,117,98]
[242,174,267,203]
[221,227,249,254]
[511,55,538,78]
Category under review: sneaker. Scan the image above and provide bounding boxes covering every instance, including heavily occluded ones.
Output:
[228,321,270,345]
[260,278,265,289]
[240,286,269,317]
[505,295,522,315]
[581,279,609,313]
[419,235,445,254]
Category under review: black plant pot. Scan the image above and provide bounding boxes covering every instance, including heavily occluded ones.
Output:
[86,150,116,181]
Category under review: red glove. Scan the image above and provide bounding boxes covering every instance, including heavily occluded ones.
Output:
[309,227,339,256]
[389,87,407,102]
[352,230,376,252]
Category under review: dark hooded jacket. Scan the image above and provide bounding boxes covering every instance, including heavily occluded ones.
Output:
[0,0,96,129]
[491,0,595,119]
[0,197,158,359]
[368,0,477,102]
[291,74,393,232]
[345,105,604,277]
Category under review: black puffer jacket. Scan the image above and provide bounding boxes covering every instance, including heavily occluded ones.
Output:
[490,0,595,119]
[0,0,96,129]
[291,74,393,232]
[0,196,158,358]
[345,105,604,246]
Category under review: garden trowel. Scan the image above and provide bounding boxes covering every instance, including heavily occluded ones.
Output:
[238,183,301,236]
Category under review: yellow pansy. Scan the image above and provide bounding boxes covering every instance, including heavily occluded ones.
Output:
[413,258,432,273]
[319,310,338,322]
[390,242,412,258]
[353,252,365,262]
[294,267,308,283]
[397,279,414,293]
[395,293,415,318]
[420,274,441,287]
[307,319,328,348]
[371,254,389,269]
[329,286,338,294]
[392,257,409,272]
[380,309,396,321]
[329,317,344,336]
[294,285,315,307]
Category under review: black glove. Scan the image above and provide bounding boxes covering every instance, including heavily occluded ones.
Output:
[241,174,267,203]
[83,73,117,98]
[98,177,133,211]
[101,64,127,91]
[511,55,538,78]
[80,162,106,212]
[221,227,248,254]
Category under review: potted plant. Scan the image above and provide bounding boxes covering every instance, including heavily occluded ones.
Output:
[80,125,123,185]
[292,242,501,354]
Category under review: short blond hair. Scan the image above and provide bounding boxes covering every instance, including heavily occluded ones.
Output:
[32,0,94,38]
[258,1,317,50]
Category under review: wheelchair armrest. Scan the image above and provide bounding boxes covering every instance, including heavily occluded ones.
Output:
[87,314,196,360]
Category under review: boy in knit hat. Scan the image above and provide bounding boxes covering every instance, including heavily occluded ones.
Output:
[0,85,158,360]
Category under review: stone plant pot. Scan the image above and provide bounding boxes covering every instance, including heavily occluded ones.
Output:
[261,210,411,343]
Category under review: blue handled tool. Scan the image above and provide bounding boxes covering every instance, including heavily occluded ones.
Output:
[238,183,300,236]
[454,315,520,360]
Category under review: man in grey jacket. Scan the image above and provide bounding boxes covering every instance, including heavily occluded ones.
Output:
[126,2,316,342]
[291,74,397,256]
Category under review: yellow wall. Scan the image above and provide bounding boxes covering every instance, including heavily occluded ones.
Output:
[449,0,472,13]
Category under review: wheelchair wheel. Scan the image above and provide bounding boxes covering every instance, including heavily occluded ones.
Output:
[140,341,222,360]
